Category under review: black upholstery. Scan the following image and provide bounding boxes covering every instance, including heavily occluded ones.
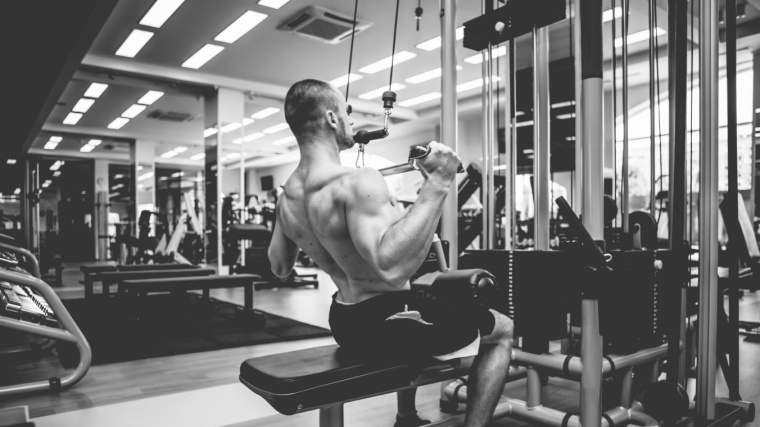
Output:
[239,344,458,415]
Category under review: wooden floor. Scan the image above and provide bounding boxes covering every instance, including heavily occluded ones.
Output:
[0,263,759,426]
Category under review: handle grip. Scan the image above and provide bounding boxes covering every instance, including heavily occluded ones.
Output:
[409,145,465,173]
[555,196,607,270]
[353,129,389,144]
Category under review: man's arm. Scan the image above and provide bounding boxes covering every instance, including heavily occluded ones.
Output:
[268,201,300,278]
[346,167,450,288]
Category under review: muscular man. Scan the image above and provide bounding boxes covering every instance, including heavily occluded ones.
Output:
[268,79,513,427]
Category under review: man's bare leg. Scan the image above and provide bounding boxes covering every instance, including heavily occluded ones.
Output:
[463,311,514,427]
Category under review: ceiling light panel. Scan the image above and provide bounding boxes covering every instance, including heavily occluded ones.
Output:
[108,117,130,129]
[214,11,268,44]
[329,73,362,88]
[263,123,290,134]
[80,144,96,153]
[251,107,280,119]
[359,83,406,100]
[72,98,95,113]
[242,118,254,126]
[456,76,501,93]
[173,146,188,153]
[398,92,441,107]
[204,128,218,138]
[116,29,154,58]
[122,104,147,119]
[49,136,63,142]
[603,7,622,23]
[88,139,102,146]
[220,122,242,133]
[43,141,59,150]
[63,113,83,125]
[416,26,465,51]
[244,132,265,142]
[140,0,185,28]
[137,90,164,105]
[359,51,416,74]
[182,44,224,69]
[84,83,108,98]
[614,28,666,48]
[6,159,16,165]
[190,153,205,160]
[160,150,179,159]
[271,135,296,145]
[258,0,289,9]
[405,66,462,84]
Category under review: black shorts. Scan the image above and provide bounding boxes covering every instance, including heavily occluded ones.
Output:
[329,290,496,360]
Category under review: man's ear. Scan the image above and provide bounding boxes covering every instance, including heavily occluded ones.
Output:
[325,110,339,130]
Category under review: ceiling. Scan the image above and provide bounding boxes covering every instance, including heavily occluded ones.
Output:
[8,0,760,169]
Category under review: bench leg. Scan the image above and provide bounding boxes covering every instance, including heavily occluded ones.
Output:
[319,403,343,427]
[203,288,210,301]
[85,277,93,299]
[244,284,253,311]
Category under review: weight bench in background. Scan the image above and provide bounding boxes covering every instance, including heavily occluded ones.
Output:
[121,274,263,325]
[80,263,202,299]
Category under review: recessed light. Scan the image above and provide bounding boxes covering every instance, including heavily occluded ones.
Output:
[53,171,61,177]
[6,159,16,165]
[244,132,265,142]
[464,45,507,65]
[182,44,224,69]
[137,172,154,181]
[49,136,63,142]
[258,0,289,9]
[137,90,164,105]
[116,29,154,58]
[63,112,83,125]
[140,0,185,28]
[84,83,108,98]
[251,107,280,119]
[329,73,363,88]
[214,10,268,44]
[108,117,130,129]
[112,183,125,190]
[171,171,185,178]
[456,76,501,93]
[515,120,534,128]
[122,104,147,119]
[161,150,179,158]
[405,66,462,84]
[44,141,59,150]
[359,83,406,100]
[271,135,296,146]
[88,139,102,146]
[416,26,465,51]
[359,51,416,74]
[556,113,575,120]
[263,123,290,134]
[243,118,254,126]
[14,188,20,195]
[80,144,96,153]
[220,122,242,133]
[551,101,575,109]
[225,152,241,159]
[72,98,96,113]
[114,174,124,179]
[190,153,206,160]
[398,92,441,107]
[204,128,218,137]
[173,146,188,153]
[50,161,62,171]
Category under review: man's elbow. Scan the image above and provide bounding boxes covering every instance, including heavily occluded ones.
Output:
[268,250,292,278]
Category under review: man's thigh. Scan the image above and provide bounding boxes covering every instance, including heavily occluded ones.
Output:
[480,309,514,345]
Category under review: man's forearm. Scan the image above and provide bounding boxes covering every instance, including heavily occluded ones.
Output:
[376,180,450,285]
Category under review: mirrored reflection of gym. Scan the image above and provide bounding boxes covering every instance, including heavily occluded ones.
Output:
[2,0,759,426]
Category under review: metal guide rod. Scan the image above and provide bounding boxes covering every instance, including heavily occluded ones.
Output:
[697,0,718,418]
[621,0,630,233]
[503,41,514,250]
[533,26,550,250]
[486,47,496,250]
[649,0,656,216]
[482,35,494,249]
[440,0,458,270]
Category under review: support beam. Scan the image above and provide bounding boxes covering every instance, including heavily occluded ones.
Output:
[440,0,459,269]
[533,27,550,250]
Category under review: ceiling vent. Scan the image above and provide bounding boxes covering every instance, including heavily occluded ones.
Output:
[147,110,195,123]
[279,6,372,45]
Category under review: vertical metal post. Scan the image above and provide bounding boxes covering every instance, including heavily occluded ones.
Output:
[482,42,494,249]
[580,1,604,426]
[621,0,630,233]
[573,0,583,213]
[319,403,344,427]
[697,0,718,419]
[648,0,657,217]
[533,27,550,250]
[440,0,458,269]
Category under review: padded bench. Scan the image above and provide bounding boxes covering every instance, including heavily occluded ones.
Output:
[122,274,260,312]
[80,263,201,299]
[97,268,215,298]
[239,269,496,426]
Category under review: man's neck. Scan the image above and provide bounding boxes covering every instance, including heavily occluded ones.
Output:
[297,136,342,167]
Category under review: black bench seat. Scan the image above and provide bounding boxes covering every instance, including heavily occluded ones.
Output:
[239,344,466,416]
[122,274,260,311]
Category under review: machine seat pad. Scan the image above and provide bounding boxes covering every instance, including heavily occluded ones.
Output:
[229,224,270,241]
[239,344,457,415]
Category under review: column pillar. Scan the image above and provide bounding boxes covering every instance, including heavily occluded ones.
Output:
[94,159,109,261]
[132,139,156,236]
[204,87,245,273]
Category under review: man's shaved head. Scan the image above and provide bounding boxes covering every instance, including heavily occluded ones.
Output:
[284,79,344,137]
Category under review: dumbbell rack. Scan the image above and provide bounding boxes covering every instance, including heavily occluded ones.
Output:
[0,244,91,398]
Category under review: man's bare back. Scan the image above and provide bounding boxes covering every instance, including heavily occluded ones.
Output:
[276,164,410,303]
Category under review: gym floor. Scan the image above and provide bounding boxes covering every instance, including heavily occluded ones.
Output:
[2,263,759,427]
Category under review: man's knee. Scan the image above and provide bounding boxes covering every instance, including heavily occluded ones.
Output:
[483,310,513,344]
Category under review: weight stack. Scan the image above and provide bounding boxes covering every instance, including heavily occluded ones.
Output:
[460,250,581,353]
